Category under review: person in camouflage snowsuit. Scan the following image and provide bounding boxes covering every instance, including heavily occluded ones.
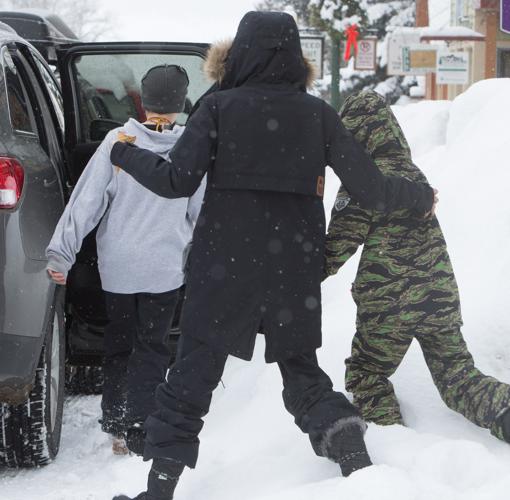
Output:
[324,90,510,441]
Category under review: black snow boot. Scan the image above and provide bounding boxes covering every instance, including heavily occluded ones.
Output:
[495,407,510,443]
[324,420,373,477]
[113,494,146,500]
[113,458,185,500]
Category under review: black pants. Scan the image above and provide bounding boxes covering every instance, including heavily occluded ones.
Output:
[101,289,180,436]
[143,334,360,468]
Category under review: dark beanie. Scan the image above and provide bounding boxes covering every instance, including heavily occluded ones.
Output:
[141,64,189,114]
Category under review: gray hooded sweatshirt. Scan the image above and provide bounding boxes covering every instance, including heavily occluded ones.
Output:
[46,119,205,294]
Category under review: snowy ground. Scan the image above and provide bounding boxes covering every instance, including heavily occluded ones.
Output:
[2,79,510,500]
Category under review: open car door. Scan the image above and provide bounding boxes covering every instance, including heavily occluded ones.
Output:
[56,42,210,367]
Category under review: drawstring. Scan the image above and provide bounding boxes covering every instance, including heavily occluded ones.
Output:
[145,116,172,132]
[113,117,173,174]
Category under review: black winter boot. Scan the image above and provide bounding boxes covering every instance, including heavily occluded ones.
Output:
[323,420,373,477]
[113,494,146,500]
[495,407,510,443]
[113,458,185,500]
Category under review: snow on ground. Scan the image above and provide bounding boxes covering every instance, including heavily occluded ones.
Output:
[2,79,510,500]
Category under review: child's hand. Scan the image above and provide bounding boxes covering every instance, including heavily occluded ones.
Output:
[48,269,66,286]
[425,189,439,218]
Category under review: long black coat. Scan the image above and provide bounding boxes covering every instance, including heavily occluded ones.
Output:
[111,11,433,362]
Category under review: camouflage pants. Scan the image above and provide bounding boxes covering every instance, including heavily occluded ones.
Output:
[345,325,510,440]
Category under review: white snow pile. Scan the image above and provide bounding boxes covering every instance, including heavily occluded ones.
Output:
[2,79,510,500]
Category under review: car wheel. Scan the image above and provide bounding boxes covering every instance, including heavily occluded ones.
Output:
[65,365,103,395]
[0,291,65,467]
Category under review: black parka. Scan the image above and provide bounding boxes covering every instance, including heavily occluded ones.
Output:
[111,11,433,362]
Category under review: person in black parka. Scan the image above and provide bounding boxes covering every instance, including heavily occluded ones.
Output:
[111,12,435,500]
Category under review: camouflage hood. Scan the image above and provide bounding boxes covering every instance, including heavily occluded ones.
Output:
[339,91,425,182]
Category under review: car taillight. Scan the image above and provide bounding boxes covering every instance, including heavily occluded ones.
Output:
[0,157,24,209]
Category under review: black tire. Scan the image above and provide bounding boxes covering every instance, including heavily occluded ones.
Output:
[0,291,65,468]
[65,365,103,395]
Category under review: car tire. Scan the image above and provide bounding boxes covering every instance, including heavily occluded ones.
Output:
[65,365,103,395]
[0,291,65,468]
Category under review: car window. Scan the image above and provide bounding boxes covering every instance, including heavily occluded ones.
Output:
[71,52,210,143]
[2,47,37,135]
[33,55,65,133]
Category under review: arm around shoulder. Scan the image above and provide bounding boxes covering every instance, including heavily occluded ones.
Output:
[110,98,217,199]
[323,103,434,216]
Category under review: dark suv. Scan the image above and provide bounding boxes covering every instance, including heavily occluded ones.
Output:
[0,11,209,468]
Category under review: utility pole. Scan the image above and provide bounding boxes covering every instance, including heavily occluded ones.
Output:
[330,31,341,111]
[416,0,435,99]
[416,0,430,27]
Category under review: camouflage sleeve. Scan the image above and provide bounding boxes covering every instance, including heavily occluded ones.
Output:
[323,104,433,216]
[324,188,372,279]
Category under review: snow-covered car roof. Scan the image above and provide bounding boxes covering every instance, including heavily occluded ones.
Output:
[0,19,30,44]
[0,10,78,63]
[0,9,77,41]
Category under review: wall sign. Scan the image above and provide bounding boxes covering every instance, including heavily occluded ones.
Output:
[354,37,378,71]
[300,36,325,79]
[402,44,437,75]
[502,0,510,34]
[387,30,422,75]
[436,50,470,84]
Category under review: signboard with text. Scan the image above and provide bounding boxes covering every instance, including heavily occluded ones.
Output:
[436,50,470,84]
[402,44,437,75]
[387,30,421,75]
[300,36,325,79]
[354,37,378,71]
[502,0,510,34]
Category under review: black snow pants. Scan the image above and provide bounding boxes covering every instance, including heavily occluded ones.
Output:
[101,288,180,436]
[143,333,361,468]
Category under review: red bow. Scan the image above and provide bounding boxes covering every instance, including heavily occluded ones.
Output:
[344,24,360,62]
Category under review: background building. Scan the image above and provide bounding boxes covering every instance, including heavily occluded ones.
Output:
[443,0,510,98]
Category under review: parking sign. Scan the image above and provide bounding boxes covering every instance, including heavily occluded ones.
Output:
[354,37,377,71]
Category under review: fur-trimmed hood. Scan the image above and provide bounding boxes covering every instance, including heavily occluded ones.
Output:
[203,12,317,91]
[204,38,317,90]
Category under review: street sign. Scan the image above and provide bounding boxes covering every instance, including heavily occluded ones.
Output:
[387,29,421,75]
[300,36,325,79]
[354,37,377,71]
[402,44,437,75]
[436,50,470,84]
[502,0,510,34]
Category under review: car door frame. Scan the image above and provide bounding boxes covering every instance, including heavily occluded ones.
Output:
[56,41,209,170]
[55,41,210,363]
[16,41,68,201]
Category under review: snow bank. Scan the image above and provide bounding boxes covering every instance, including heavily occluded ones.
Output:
[392,99,451,158]
[1,80,510,500]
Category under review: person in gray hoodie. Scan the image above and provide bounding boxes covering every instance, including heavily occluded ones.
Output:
[46,65,205,455]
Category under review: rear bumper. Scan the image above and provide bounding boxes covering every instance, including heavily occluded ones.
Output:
[0,333,43,404]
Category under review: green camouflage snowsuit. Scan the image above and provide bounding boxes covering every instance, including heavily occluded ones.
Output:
[325,90,510,440]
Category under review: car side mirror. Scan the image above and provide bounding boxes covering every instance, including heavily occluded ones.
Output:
[90,119,123,142]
